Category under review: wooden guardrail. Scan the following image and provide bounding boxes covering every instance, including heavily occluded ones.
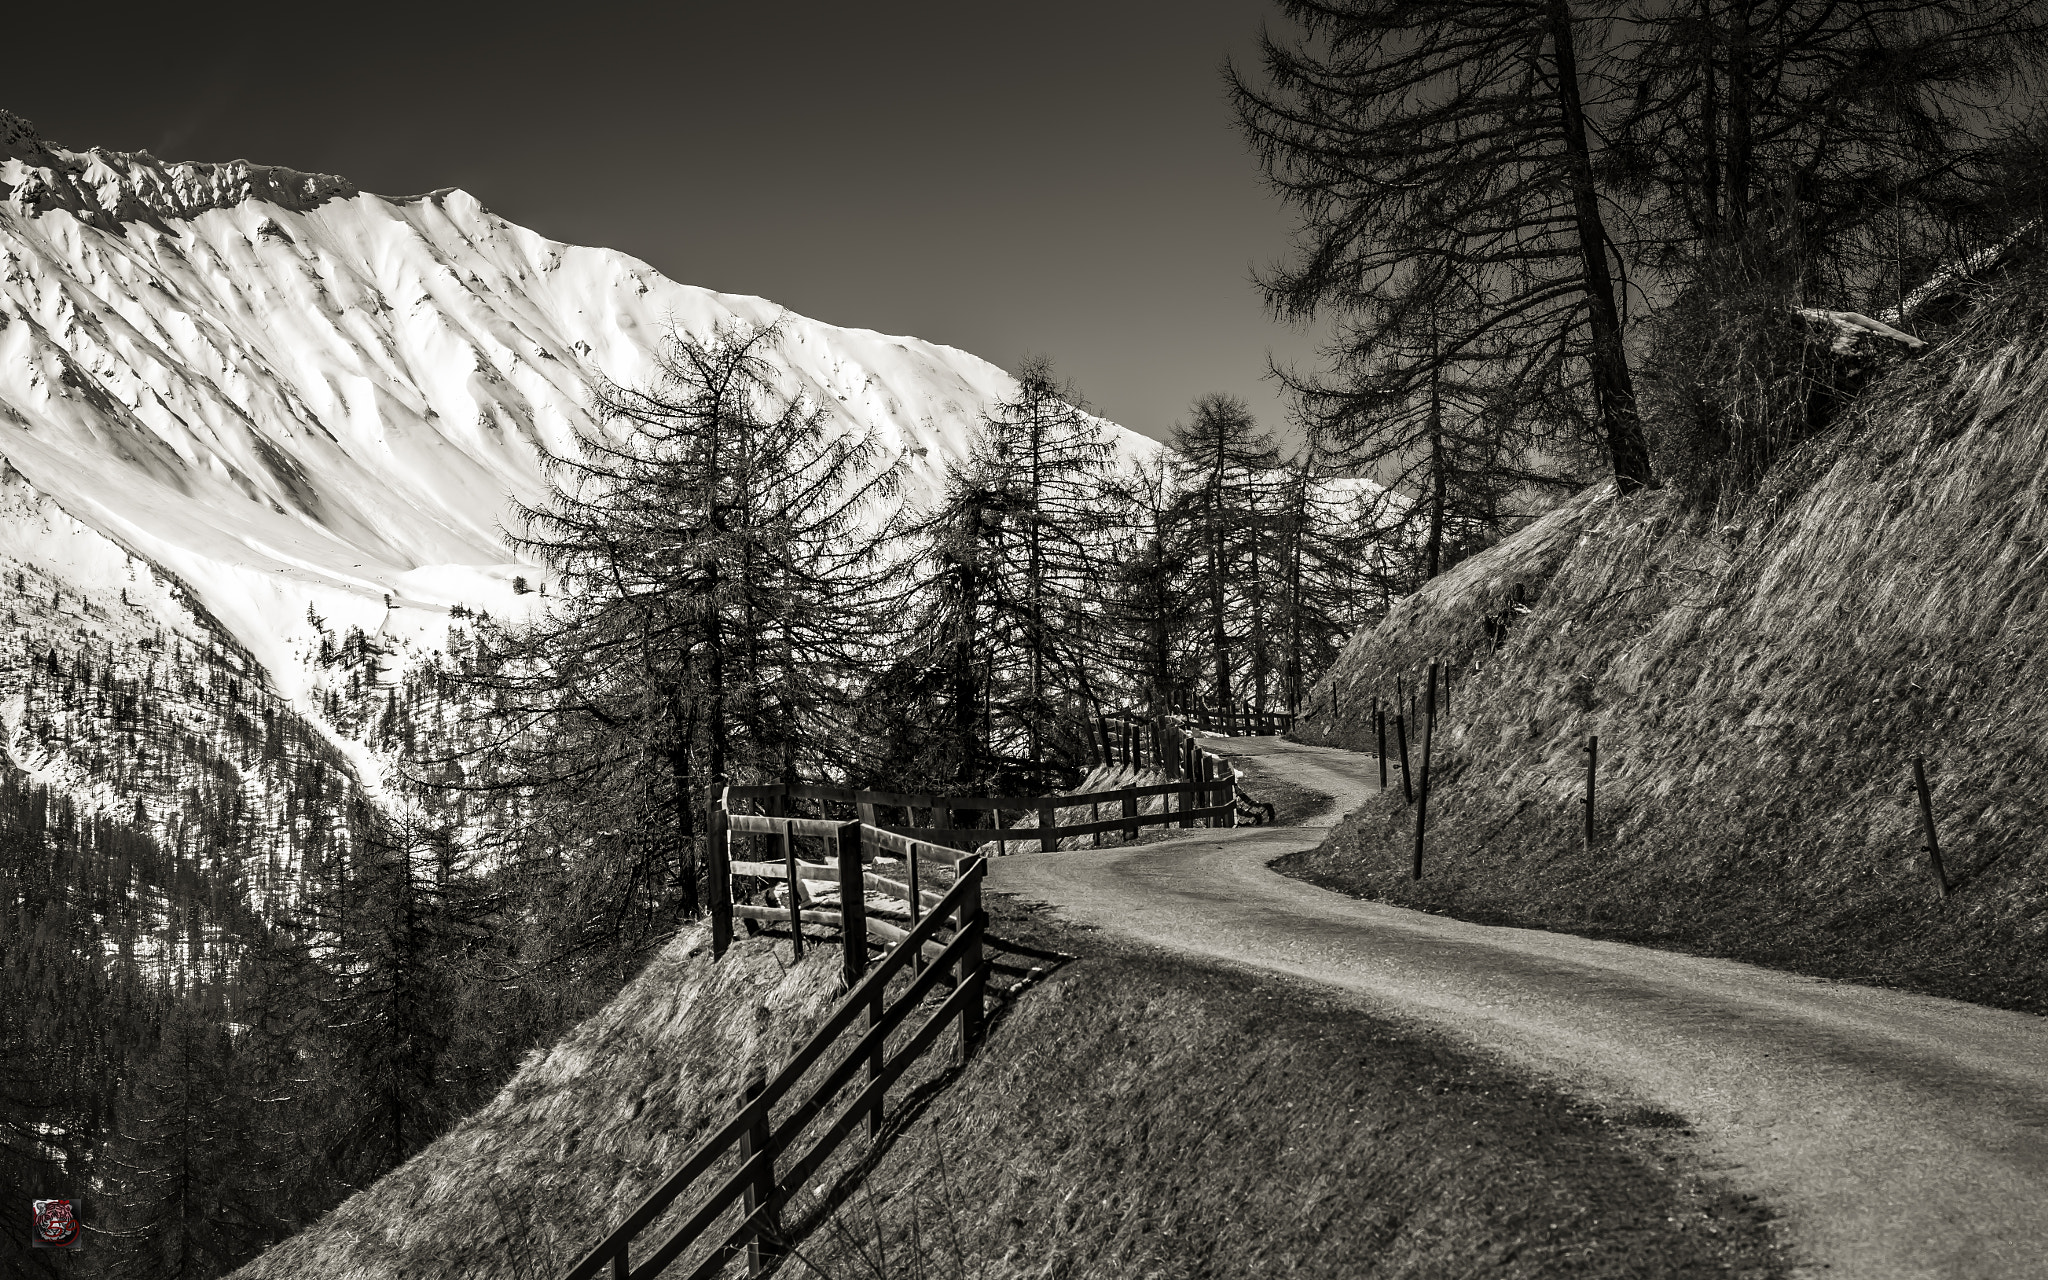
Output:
[559,817,985,1280]
[720,731,1242,856]
[559,729,1254,1280]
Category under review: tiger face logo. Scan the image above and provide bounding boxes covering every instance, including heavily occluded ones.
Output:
[33,1198,81,1248]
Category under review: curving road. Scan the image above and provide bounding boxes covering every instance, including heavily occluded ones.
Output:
[986,736,2048,1280]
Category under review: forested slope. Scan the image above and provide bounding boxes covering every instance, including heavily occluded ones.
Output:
[1290,281,2048,1012]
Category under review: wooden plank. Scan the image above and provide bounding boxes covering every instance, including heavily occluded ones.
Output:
[728,813,844,838]
[866,827,970,863]
[863,916,951,961]
[733,904,847,930]
[729,859,837,880]
[864,872,948,911]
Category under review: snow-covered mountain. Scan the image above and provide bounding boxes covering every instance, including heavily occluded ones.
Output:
[0,109,1157,722]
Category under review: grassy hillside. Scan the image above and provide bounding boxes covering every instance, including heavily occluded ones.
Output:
[790,898,1784,1279]
[1287,278,2048,1013]
[227,932,843,1279]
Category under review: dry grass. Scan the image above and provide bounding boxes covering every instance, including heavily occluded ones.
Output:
[227,931,844,1280]
[1288,277,2048,1012]
[787,899,1785,1280]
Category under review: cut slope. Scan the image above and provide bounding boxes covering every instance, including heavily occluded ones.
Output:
[1291,274,2048,1012]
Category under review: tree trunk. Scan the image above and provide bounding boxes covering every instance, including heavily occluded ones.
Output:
[1726,0,1753,231]
[1209,461,1232,719]
[1425,378,1447,578]
[953,504,982,785]
[1546,0,1657,494]
[1700,0,1721,232]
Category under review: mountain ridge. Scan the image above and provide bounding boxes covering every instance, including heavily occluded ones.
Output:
[0,108,1157,741]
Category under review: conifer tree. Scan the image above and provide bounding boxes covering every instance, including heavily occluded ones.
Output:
[1168,393,1282,724]
[1231,0,1657,494]
[462,318,898,930]
[1096,455,1201,714]
[924,357,1115,788]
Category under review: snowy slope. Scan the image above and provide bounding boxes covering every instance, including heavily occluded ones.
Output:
[0,109,1159,711]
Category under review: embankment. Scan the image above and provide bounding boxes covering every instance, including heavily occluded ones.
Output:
[792,897,1784,1279]
[1289,281,2048,1013]
[228,933,843,1279]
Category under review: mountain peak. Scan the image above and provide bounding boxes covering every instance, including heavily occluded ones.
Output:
[0,108,356,228]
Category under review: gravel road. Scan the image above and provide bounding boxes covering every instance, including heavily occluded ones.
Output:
[986,736,2048,1280]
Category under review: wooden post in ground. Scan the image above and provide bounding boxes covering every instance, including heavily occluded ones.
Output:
[1583,736,1598,851]
[905,841,923,973]
[1912,756,1951,899]
[782,819,803,959]
[955,857,986,1064]
[1374,698,1387,790]
[1121,786,1140,841]
[836,820,865,990]
[1222,764,1239,828]
[738,1070,773,1276]
[709,776,732,958]
[1038,801,1058,853]
[1395,713,1412,803]
[1413,662,1437,879]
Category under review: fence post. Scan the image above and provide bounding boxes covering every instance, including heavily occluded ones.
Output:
[837,821,865,989]
[905,842,922,973]
[1911,756,1951,899]
[709,776,732,959]
[1583,736,1598,851]
[738,1070,774,1276]
[1395,712,1412,803]
[1413,662,1436,879]
[1038,801,1058,853]
[857,966,883,1138]
[782,818,803,960]
[1222,764,1239,828]
[1121,786,1140,841]
[955,857,986,1064]
[856,790,878,829]
[1374,698,1387,790]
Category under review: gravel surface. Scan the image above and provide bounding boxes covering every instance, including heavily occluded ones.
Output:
[986,735,2048,1280]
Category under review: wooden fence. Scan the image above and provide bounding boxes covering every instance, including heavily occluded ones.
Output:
[720,734,1244,857]
[558,733,1252,1280]
[1088,701,1295,762]
[559,816,984,1280]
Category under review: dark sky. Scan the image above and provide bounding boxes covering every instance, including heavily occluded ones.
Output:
[7,0,1327,444]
